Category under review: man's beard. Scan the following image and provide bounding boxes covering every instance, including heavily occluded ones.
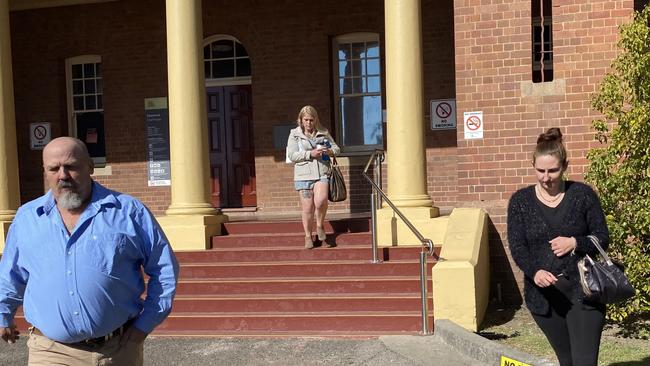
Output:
[57,181,84,209]
[58,191,84,209]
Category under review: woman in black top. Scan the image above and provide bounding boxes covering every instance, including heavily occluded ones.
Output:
[507,128,609,366]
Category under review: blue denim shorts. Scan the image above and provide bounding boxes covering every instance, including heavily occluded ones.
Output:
[294,177,329,191]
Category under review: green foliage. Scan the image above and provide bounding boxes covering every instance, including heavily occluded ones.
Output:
[587,6,650,335]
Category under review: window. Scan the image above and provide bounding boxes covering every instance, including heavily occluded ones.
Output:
[532,0,553,83]
[333,33,383,151]
[65,55,106,166]
[204,36,251,82]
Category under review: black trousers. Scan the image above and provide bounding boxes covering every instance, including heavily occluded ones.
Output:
[531,290,605,366]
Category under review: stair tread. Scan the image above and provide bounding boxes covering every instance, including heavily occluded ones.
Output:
[178,275,428,283]
[150,330,417,338]
[166,311,426,317]
[173,293,421,299]
[179,259,423,267]
[178,243,375,253]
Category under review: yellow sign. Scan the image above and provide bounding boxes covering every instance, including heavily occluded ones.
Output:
[500,356,531,366]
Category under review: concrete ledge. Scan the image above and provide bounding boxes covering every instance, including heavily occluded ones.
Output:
[432,208,489,331]
[435,319,558,366]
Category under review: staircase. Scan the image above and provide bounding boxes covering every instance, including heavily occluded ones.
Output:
[154,218,439,337]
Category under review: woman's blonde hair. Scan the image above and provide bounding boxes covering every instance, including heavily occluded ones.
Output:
[296,105,321,131]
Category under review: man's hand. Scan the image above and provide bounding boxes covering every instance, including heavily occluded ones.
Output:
[1,326,19,344]
[534,269,558,288]
[549,236,577,257]
[119,325,147,346]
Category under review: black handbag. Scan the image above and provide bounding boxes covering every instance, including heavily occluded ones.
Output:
[328,157,347,202]
[577,235,635,304]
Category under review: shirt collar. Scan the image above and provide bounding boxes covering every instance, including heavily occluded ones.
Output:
[37,181,118,216]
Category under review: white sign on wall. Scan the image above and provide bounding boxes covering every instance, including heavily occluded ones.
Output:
[30,122,51,150]
[430,99,456,130]
[463,111,484,140]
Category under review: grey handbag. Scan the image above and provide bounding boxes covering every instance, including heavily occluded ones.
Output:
[577,235,635,304]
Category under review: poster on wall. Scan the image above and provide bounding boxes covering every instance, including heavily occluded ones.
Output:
[145,97,171,186]
[30,122,51,150]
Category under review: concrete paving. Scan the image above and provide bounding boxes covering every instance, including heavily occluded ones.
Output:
[0,320,556,365]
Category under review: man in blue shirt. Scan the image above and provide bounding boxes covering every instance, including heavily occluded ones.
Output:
[0,137,179,365]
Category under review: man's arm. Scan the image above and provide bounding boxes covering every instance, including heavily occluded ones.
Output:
[0,223,28,343]
[130,205,179,336]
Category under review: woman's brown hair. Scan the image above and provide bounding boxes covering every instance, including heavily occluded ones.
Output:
[533,127,568,169]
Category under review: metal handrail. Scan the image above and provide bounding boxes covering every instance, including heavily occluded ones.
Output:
[361,149,441,335]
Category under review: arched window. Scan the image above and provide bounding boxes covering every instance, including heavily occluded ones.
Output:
[203,35,251,82]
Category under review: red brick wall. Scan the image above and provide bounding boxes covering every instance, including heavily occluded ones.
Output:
[10,0,457,216]
[453,0,633,303]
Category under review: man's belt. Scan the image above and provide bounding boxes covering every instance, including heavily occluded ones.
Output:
[30,321,130,348]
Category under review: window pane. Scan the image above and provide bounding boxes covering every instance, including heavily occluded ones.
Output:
[339,60,349,77]
[73,80,83,95]
[367,42,379,57]
[351,77,362,94]
[74,96,84,111]
[350,60,361,77]
[213,60,234,78]
[97,95,102,109]
[211,40,234,59]
[342,77,353,94]
[83,63,95,78]
[204,45,211,60]
[95,63,101,77]
[235,42,248,57]
[338,43,351,61]
[368,76,381,93]
[204,61,211,79]
[351,42,365,59]
[85,95,96,110]
[340,95,382,146]
[72,64,83,79]
[96,79,103,94]
[367,58,380,75]
[236,58,251,76]
[84,79,96,94]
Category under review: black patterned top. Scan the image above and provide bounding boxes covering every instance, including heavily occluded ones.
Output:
[507,181,609,314]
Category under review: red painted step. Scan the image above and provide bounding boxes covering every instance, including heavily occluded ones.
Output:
[155,312,431,333]
[179,260,432,278]
[222,218,370,235]
[171,293,431,313]
[175,276,431,296]
[211,231,371,247]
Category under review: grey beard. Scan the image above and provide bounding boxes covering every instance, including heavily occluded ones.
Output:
[58,191,84,210]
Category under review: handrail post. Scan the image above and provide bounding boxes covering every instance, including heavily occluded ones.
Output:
[420,249,431,335]
[370,191,381,263]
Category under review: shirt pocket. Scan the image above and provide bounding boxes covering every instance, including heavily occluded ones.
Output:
[86,233,128,275]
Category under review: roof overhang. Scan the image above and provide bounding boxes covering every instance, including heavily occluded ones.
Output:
[10,0,118,11]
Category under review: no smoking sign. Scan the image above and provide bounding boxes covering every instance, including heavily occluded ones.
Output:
[463,111,484,140]
[430,99,456,130]
[30,122,51,150]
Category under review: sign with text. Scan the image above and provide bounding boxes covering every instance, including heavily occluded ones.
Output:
[145,97,171,186]
[430,99,456,130]
[500,355,531,366]
[463,111,484,139]
[30,122,51,150]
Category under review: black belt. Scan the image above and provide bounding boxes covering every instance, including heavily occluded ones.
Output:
[30,321,130,348]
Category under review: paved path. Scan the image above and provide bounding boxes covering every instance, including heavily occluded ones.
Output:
[0,334,482,365]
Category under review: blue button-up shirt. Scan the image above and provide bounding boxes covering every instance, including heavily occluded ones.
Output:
[0,182,179,343]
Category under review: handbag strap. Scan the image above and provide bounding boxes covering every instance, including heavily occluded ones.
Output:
[330,156,338,167]
[587,235,612,265]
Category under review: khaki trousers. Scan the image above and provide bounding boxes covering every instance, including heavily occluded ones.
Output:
[27,332,143,366]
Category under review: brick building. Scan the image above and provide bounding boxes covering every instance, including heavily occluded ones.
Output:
[0,0,644,306]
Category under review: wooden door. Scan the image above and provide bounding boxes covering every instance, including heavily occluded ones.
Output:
[206,85,257,208]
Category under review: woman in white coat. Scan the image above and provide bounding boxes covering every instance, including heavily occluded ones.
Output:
[286,105,340,249]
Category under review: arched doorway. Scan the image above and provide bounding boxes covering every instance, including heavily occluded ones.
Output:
[203,35,256,208]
